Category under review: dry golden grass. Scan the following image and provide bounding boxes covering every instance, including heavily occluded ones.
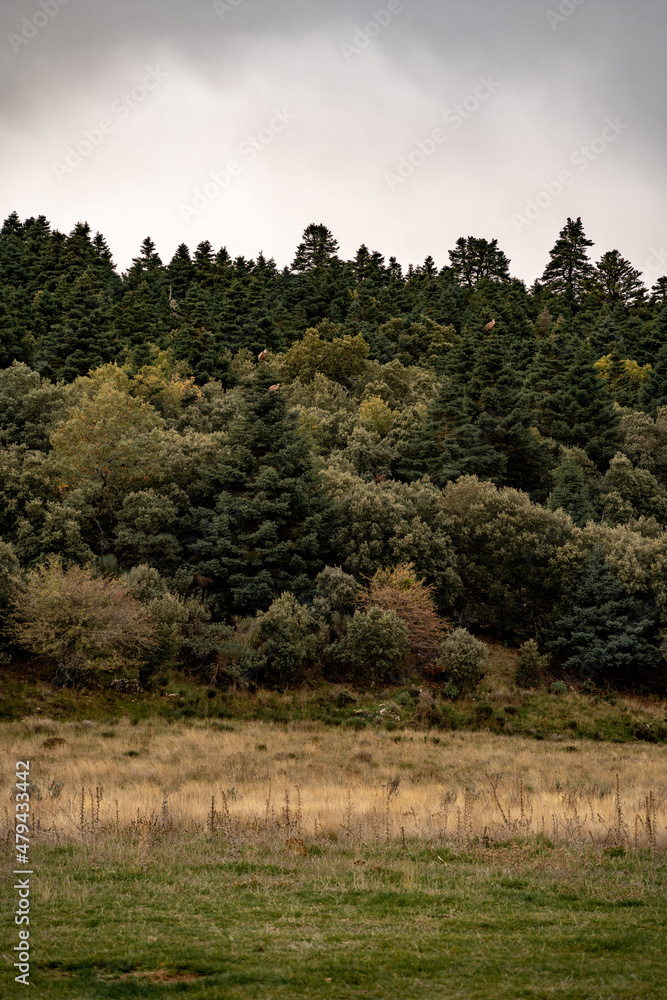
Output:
[2,717,666,852]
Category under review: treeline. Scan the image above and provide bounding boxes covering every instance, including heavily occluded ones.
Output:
[1,214,666,694]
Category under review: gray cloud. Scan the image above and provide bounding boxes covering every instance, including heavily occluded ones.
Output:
[1,0,665,283]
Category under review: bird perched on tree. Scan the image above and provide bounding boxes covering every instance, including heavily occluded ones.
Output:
[257,349,268,363]
[268,383,281,394]
[485,319,495,331]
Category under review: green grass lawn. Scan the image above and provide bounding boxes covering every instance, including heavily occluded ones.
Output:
[3,837,666,999]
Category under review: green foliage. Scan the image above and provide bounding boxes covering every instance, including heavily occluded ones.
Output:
[0,362,68,450]
[114,489,183,570]
[441,680,460,700]
[439,476,574,634]
[7,558,157,679]
[545,549,663,685]
[435,628,489,692]
[600,453,667,525]
[333,606,410,685]
[251,592,322,687]
[524,341,620,468]
[322,469,461,610]
[291,223,340,272]
[639,339,667,416]
[119,565,206,678]
[550,680,568,695]
[548,455,597,527]
[0,538,20,625]
[617,406,667,492]
[312,565,359,623]
[2,214,667,694]
[360,562,449,666]
[277,329,370,389]
[371,317,456,367]
[540,216,594,300]
[592,250,646,307]
[288,374,357,454]
[185,367,332,619]
[449,236,511,287]
[515,639,550,688]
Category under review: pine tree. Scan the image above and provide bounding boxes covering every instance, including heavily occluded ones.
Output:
[603,348,636,408]
[0,212,26,288]
[523,338,619,467]
[185,367,332,618]
[547,457,596,526]
[650,277,667,307]
[592,249,646,307]
[518,334,574,437]
[552,344,620,467]
[167,243,195,300]
[588,311,629,363]
[0,285,29,367]
[292,224,339,273]
[419,255,438,278]
[168,286,228,383]
[638,311,667,415]
[34,270,117,379]
[22,216,56,293]
[545,549,662,685]
[540,217,594,300]
[126,237,164,291]
[639,347,667,415]
[418,330,550,493]
[448,236,511,287]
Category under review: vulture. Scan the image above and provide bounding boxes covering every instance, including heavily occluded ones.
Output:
[485,319,495,331]
[257,349,268,363]
[268,383,281,394]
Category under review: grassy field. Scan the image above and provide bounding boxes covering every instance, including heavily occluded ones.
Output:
[2,639,667,746]
[2,837,666,999]
[3,718,667,848]
[2,718,667,998]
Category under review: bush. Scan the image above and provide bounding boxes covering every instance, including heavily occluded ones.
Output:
[120,564,229,682]
[7,558,157,682]
[414,691,444,727]
[474,701,493,721]
[333,606,409,685]
[312,565,359,623]
[441,680,460,700]
[550,680,568,695]
[435,628,488,693]
[251,593,322,687]
[359,562,449,667]
[515,639,550,689]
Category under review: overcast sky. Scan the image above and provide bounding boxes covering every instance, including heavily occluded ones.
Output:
[1,0,665,284]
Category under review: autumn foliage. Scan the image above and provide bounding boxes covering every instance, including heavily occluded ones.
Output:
[8,558,157,675]
[359,562,450,666]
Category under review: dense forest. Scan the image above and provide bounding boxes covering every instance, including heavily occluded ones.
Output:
[1,212,667,694]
